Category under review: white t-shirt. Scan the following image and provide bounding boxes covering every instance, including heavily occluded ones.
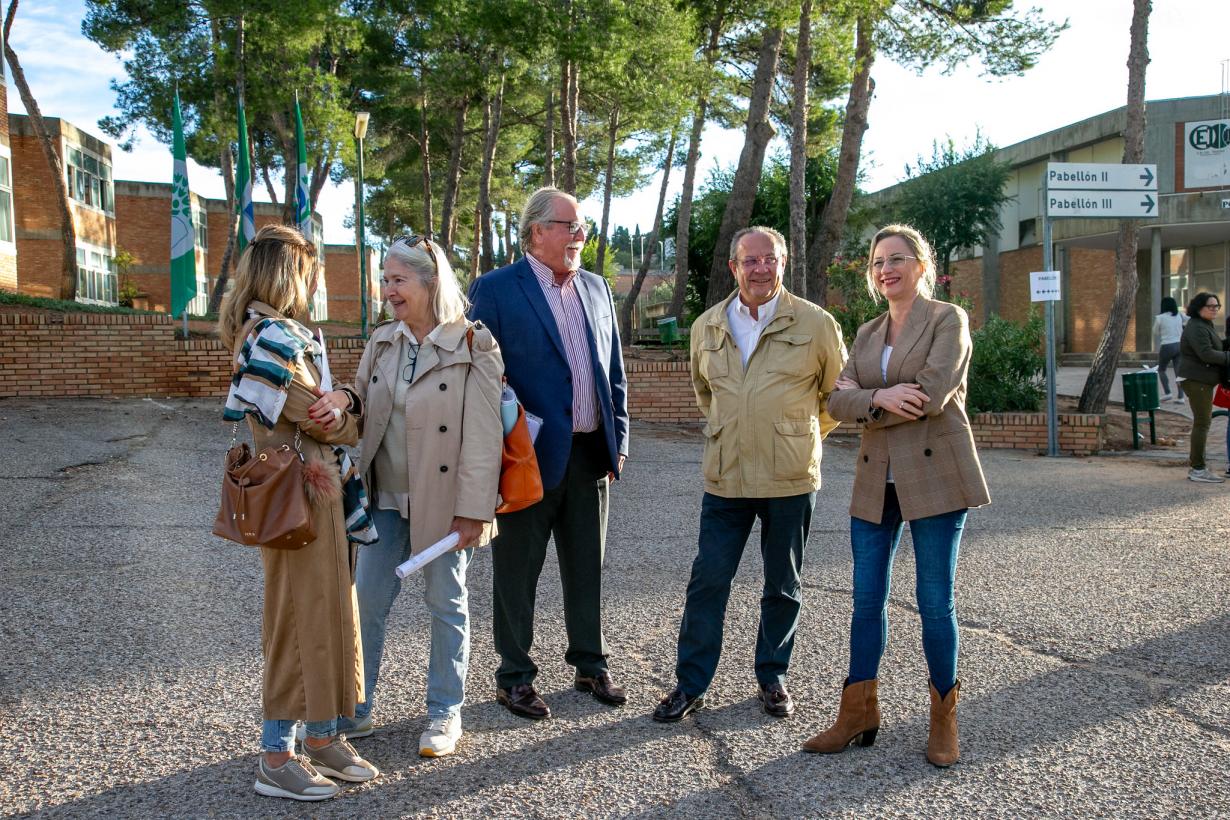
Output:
[1153,312,1186,346]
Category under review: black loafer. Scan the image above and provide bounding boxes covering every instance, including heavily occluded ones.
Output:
[496,684,551,720]
[652,687,705,723]
[757,682,794,717]
[575,671,627,706]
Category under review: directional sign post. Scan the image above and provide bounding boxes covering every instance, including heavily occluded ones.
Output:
[1041,162,1158,456]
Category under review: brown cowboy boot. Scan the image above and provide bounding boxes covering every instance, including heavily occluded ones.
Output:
[927,680,960,767]
[802,679,880,753]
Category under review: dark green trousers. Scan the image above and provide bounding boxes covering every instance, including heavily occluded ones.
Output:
[491,429,610,688]
[1187,380,1215,470]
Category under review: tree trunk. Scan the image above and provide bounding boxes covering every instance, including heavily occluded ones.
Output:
[420,69,434,238]
[544,86,555,187]
[260,159,281,210]
[478,71,506,274]
[595,106,619,278]
[620,128,677,340]
[4,1,76,300]
[1079,0,1151,414]
[561,59,579,195]
[704,25,784,309]
[806,15,874,304]
[469,207,481,281]
[439,97,469,255]
[503,199,514,263]
[669,9,725,321]
[788,0,812,296]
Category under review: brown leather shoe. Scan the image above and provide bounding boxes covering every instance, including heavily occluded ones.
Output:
[927,680,960,767]
[574,671,627,706]
[802,678,880,754]
[496,684,551,720]
[757,682,794,717]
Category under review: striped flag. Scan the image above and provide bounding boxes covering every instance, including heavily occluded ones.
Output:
[169,90,196,317]
[236,97,255,253]
[294,97,312,241]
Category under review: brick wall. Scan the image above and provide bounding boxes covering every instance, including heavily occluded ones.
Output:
[0,79,13,291]
[1066,246,1129,354]
[322,243,381,323]
[0,315,1106,456]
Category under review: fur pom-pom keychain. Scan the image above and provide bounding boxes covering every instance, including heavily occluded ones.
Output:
[302,456,342,507]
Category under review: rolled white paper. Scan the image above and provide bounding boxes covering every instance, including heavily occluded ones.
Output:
[316,329,334,392]
[393,531,461,579]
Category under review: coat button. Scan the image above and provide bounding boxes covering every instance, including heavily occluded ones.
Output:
[439,425,447,433]
[566,374,572,383]
[862,454,868,462]
[439,383,447,391]
[372,375,378,383]
[440,465,448,473]
[924,448,932,457]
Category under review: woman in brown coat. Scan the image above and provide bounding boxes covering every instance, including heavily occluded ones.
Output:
[311,235,503,759]
[218,225,378,801]
[803,224,990,767]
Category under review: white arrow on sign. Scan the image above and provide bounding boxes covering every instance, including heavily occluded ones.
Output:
[1047,162,1157,191]
[1047,190,1158,218]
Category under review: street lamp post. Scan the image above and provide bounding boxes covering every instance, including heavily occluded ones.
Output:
[354,111,370,338]
[628,235,634,271]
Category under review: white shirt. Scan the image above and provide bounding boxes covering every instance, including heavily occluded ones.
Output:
[1153,312,1186,346]
[726,290,781,369]
[374,321,443,517]
[882,345,894,483]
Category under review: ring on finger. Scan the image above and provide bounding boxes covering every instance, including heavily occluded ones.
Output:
[331,407,341,421]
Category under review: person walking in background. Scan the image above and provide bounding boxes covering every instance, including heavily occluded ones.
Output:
[1178,292,1229,483]
[802,224,990,768]
[468,187,630,720]
[317,235,503,758]
[1153,296,1186,402]
[218,225,378,801]
[652,226,847,724]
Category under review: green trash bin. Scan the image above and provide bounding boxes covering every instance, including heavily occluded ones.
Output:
[1121,370,1159,449]
[657,316,679,345]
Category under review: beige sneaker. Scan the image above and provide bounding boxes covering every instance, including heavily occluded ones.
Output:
[254,756,340,802]
[304,736,380,782]
[419,714,462,758]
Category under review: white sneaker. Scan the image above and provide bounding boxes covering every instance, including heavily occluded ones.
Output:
[1188,468,1225,483]
[419,714,462,758]
[1161,391,1173,401]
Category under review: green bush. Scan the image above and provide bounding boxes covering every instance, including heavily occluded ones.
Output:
[0,289,161,316]
[966,311,1044,413]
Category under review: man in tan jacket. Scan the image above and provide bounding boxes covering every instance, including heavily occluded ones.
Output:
[653,226,847,723]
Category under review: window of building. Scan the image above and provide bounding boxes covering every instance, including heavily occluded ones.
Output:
[76,244,118,305]
[310,277,328,322]
[187,272,210,317]
[65,145,114,214]
[1165,245,1229,313]
[0,151,13,245]
[192,201,207,249]
[1018,218,1037,247]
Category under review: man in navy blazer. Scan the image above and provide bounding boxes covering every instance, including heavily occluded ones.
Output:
[468,186,630,720]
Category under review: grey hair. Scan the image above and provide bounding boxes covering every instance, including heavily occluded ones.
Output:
[865,223,936,303]
[520,186,576,254]
[384,238,469,325]
[728,226,787,262]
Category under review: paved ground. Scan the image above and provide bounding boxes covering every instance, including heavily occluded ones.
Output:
[1,398,1228,818]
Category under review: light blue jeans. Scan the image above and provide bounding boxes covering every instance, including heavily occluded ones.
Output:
[261,719,335,754]
[341,507,472,730]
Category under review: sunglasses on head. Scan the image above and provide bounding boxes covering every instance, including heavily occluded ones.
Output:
[390,233,439,271]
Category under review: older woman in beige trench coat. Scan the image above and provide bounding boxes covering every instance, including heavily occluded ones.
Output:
[219,225,378,803]
[312,234,503,760]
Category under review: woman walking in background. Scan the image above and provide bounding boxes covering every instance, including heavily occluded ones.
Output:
[802,224,990,767]
[1178,292,1228,483]
[1153,296,1185,402]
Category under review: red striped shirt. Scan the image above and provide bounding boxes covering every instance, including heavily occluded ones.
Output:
[526,253,600,433]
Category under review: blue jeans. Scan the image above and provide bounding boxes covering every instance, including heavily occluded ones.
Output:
[261,719,336,754]
[848,484,966,696]
[674,492,815,697]
[343,507,471,728]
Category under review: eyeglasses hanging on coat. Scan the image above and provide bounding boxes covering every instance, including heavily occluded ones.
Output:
[402,341,421,383]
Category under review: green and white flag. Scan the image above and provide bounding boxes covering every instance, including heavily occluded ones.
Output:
[294,97,312,241]
[236,97,255,254]
[169,90,197,318]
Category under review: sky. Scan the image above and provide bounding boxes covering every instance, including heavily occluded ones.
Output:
[8,1,1229,247]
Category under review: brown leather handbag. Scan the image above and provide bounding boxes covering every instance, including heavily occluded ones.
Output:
[213,432,317,549]
[496,404,544,514]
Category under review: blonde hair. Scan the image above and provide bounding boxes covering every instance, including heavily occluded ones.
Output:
[520,186,576,255]
[218,224,318,347]
[384,236,468,326]
[865,223,936,303]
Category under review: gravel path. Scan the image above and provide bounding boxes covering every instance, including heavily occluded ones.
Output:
[1,398,1226,818]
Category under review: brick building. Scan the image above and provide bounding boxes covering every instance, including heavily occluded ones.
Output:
[10,114,116,303]
[115,181,326,318]
[0,62,15,290]
[866,94,1230,356]
[322,243,381,323]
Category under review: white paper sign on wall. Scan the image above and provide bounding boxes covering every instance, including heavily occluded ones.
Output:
[1030,270,1061,302]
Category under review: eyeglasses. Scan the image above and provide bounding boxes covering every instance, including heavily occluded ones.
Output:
[390,233,439,272]
[737,255,780,268]
[1203,302,1221,310]
[871,254,918,272]
[544,219,587,236]
[402,341,421,383]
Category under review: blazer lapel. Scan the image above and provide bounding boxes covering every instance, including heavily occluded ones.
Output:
[516,262,568,361]
[886,297,933,385]
[862,314,890,385]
